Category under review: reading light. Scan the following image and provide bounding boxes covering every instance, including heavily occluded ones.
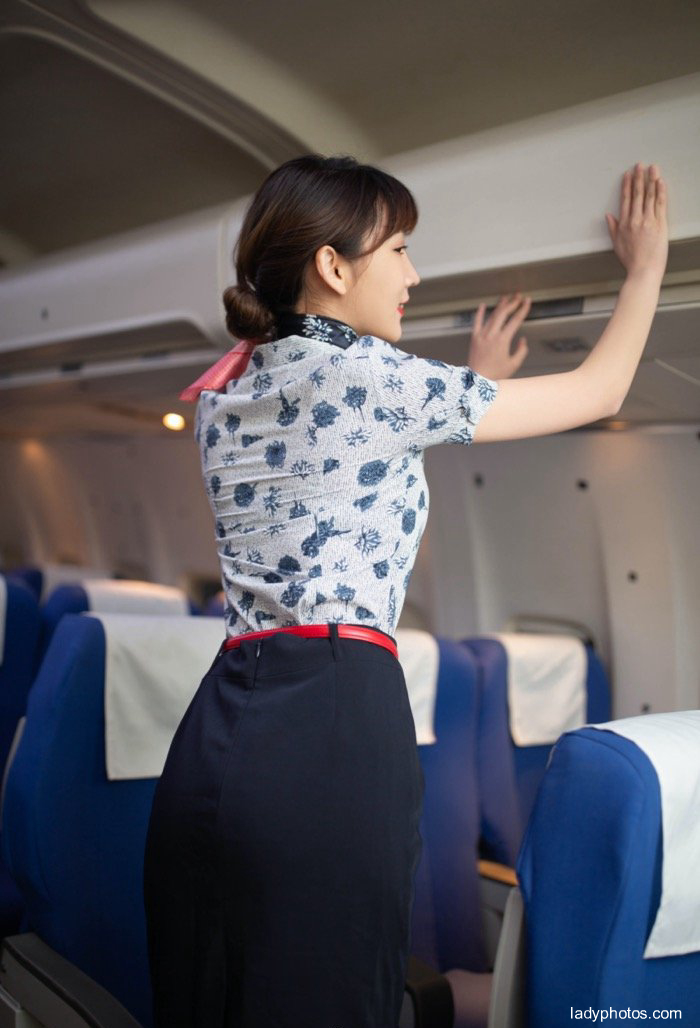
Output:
[163,412,185,431]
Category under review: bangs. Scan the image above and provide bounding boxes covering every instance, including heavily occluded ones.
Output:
[357,169,419,255]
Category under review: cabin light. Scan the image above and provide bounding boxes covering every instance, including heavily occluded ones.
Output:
[162,412,185,431]
[21,439,46,461]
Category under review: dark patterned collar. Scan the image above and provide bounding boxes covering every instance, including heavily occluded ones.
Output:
[273,312,359,349]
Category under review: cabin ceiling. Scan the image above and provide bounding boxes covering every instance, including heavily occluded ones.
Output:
[2,0,700,266]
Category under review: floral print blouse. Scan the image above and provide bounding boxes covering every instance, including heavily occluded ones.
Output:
[195,313,499,638]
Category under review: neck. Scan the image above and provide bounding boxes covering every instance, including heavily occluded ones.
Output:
[274,311,360,349]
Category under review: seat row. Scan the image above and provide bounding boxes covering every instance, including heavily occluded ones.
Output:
[0,583,698,1026]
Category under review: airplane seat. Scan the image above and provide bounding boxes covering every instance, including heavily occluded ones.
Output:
[401,637,497,1028]
[1,613,156,1026]
[516,716,700,1027]
[39,580,198,660]
[9,564,115,605]
[39,583,88,656]
[412,638,486,973]
[0,574,41,937]
[0,611,485,1028]
[4,567,43,603]
[0,575,40,780]
[462,635,611,866]
[511,644,610,829]
[203,589,225,617]
[459,638,522,867]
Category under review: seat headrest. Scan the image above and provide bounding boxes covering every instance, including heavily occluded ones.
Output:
[483,632,587,745]
[590,710,700,958]
[396,629,439,745]
[90,612,223,780]
[84,579,188,616]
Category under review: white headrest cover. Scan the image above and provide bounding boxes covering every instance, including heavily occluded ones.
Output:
[91,612,222,780]
[84,579,188,616]
[396,628,439,745]
[484,632,587,745]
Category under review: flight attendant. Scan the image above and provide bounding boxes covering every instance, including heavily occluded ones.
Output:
[143,155,667,1027]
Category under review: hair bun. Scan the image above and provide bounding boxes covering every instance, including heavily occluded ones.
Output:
[222,284,275,341]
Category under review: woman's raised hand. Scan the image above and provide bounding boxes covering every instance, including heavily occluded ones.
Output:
[605,163,668,280]
[467,293,531,380]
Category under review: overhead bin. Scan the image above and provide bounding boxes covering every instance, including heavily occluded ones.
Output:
[0,199,249,385]
[0,72,698,396]
[398,282,700,423]
[384,71,700,300]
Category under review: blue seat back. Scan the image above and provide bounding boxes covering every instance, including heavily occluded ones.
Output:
[0,575,41,936]
[461,637,522,867]
[517,727,700,1026]
[38,584,89,661]
[463,637,611,865]
[411,638,486,973]
[0,575,41,771]
[2,614,156,1027]
[5,568,43,603]
[204,591,225,617]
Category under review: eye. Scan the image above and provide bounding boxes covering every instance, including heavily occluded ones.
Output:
[395,245,408,254]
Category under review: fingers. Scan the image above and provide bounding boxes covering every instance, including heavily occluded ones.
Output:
[490,293,530,333]
[655,172,667,222]
[631,163,645,222]
[620,162,667,226]
[644,164,659,218]
[620,169,632,223]
[619,161,667,224]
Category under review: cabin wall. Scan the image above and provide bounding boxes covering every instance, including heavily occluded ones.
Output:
[421,428,700,718]
[0,435,219,589]
[1,428,698,717]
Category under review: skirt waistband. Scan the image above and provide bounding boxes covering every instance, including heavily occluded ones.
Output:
[222,623,398,660]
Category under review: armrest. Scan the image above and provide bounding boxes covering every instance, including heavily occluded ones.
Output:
[478,860,518,887]
[0,933,143,1028]
[488,886,526,1028]
[402,954,454,1028]
[478,860,518,969]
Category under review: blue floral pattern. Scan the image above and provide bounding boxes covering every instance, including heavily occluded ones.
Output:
[196,317,498,638]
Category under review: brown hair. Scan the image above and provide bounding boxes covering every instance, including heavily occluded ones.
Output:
[222,154,418,342]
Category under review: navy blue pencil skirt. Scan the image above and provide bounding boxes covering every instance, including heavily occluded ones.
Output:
[143,623,425,1028]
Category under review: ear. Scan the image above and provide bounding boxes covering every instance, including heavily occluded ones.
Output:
[314,244,351,297]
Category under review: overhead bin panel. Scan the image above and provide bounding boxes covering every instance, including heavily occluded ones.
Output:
[384,72,700,294]
[398,284,700,423]
[400,282,700,364]
[0,318,209,376]
[0,198,248,385]
[0,72,698,416]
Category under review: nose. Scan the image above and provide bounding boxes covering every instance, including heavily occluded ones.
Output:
[406,256,421,287]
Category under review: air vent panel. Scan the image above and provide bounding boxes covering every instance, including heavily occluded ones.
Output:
[0,319,210,376]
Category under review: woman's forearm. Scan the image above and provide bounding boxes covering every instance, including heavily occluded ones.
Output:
[578,269,664,413]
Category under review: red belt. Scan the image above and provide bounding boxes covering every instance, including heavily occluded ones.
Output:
[222,623,398,660]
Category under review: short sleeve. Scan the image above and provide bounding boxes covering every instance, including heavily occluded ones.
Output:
[364,337,499,450]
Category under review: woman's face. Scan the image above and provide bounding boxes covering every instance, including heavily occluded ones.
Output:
[344,229,421,343]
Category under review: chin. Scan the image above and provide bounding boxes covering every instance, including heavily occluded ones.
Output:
[363,317,402,344]
[383,322,403,344]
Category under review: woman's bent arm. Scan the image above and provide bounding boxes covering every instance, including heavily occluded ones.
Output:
[472,268,663,443]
